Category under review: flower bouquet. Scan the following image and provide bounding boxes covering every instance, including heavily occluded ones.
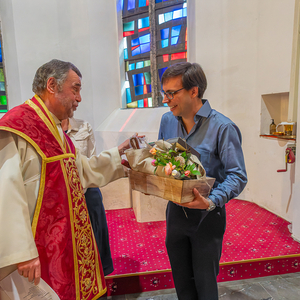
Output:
[125,138,215,203]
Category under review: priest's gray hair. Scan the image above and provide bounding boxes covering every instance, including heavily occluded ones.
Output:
[32,59,82,95]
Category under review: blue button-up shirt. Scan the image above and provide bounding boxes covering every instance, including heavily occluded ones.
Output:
[158,100,247,207]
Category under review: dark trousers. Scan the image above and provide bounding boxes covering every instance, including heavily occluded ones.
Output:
[85,188,114,276]
[166,202,226,300]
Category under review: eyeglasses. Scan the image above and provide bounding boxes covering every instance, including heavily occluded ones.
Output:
[160,87,185,100]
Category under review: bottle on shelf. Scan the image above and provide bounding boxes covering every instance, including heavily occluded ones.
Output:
[270,119,276,135]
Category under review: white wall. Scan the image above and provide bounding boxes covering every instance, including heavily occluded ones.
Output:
[190,0,296,222]
[0,0,299,225]
[0,0,122,135]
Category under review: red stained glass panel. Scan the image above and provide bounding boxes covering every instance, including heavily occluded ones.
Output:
[171,52,186,60]
[144,98,148,107]
[163,54,169,62]
[138,27,150,32]
[123,31,135,37]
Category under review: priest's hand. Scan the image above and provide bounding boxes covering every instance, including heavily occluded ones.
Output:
[118,133,145,157]
[179,188,210,210]
[17,257,41,285]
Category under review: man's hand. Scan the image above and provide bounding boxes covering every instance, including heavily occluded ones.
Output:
[118,133,145,157]
[179,188,210,210]
[17,257,41,285]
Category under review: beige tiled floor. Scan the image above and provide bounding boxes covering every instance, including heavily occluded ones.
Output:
[104,272,300,300]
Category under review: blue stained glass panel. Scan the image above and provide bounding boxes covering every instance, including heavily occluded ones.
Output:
[140,43,150,53]
[0,54,2,63]
[128,0,135,10]
[171,36,179,45]
[129,63,135,70]
[183,7,187,17]
[138,17,149,29]
[132,74,137,86]
[155,0,162,2]
[131,38,140,47]
[126,88,132,103]
[171,25,181,37]
[139,34,150,44]
[136,61,144,69]
[139,0,147,7]
[158,67,168,81]
[173,9,183,19]
[138,99,144,107]
[161,39,169,48]
[160,28,169,39]
[137,73,144,85]
[124,49,128,59]
[133,73,144,86]
[165,12,173,22]
[132,47,141,56]
[146,84,152,93]
[135,86,144,96]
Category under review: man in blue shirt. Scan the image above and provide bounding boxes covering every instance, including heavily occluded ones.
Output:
[158,62,247,300]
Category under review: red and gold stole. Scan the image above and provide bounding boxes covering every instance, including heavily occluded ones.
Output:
[0,95,106,300]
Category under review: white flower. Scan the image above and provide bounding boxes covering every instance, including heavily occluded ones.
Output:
[175,155,185,166]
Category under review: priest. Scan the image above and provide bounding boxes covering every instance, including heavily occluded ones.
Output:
[0,59,131,300]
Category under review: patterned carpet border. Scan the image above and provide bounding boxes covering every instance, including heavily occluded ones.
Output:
[102,200,300,296]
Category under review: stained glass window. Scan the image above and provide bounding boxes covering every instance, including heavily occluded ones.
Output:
[122,0,187,108]
[0,37,7,113]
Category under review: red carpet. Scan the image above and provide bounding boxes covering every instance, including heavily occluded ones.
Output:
[103,199,300,296]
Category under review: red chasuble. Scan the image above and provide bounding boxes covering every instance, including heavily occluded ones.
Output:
[0,96,106,300]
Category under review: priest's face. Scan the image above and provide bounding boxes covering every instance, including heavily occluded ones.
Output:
[54,69,82,120]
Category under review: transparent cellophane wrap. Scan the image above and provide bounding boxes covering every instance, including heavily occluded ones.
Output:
[125,139,215,203]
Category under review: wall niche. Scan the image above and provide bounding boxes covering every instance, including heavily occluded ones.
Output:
[260,92,291,137]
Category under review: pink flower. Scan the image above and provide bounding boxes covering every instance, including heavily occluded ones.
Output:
[151,159,156,166]
[165,162,176,176]
[149,148,157,155]
[184,170,191,177]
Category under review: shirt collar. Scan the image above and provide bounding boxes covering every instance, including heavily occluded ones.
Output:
[195,99,211,118]
[68,117,79,132]
[175,99,212,123]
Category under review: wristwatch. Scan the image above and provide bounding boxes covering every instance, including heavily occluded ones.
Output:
[206,199,216,211]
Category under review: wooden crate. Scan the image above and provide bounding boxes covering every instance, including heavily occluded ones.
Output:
[128,170,215,204]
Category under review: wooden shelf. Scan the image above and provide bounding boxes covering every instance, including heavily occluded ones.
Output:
[260,134,296,141]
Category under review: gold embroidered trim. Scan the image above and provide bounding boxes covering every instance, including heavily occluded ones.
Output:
[33,95,57,128]
[44,153,75,163]
[32,159,47,237]
[61,159,80,299]
[25,98,65,153]
[61,157,104,300]
[0,127,46,159]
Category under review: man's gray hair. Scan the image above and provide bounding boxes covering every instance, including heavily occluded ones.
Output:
[32,59,82,95]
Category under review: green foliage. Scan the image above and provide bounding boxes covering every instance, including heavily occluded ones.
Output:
[150,147,201,180]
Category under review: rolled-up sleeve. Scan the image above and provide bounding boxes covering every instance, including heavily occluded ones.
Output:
[209,123,247,207]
